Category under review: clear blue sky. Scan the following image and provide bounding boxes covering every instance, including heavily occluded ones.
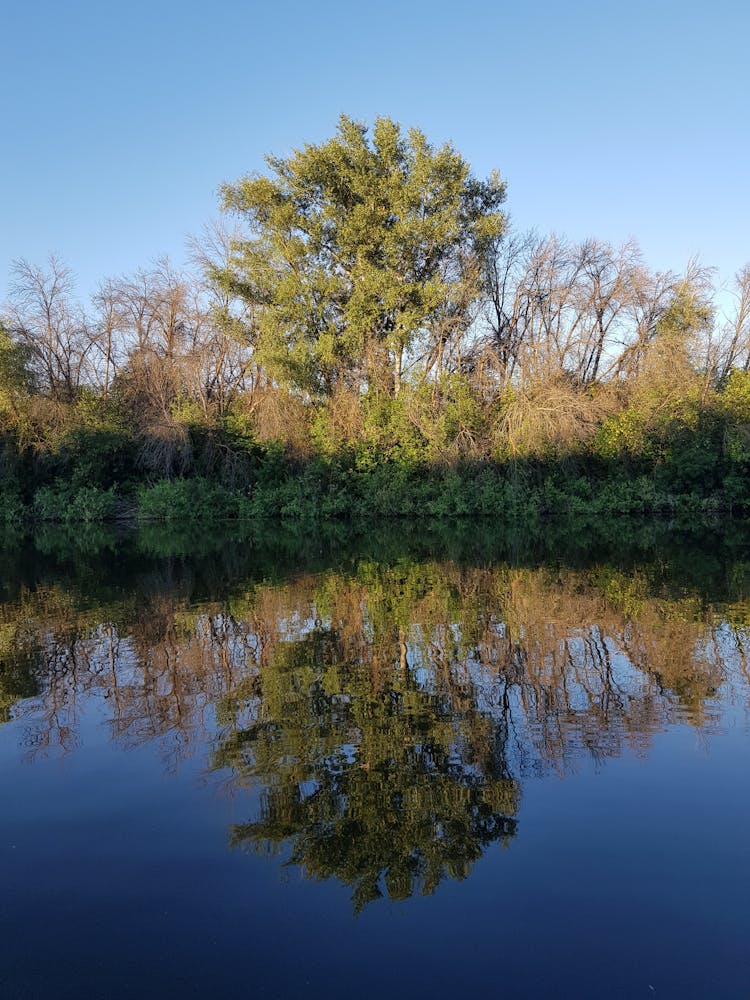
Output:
[2,0,748,299]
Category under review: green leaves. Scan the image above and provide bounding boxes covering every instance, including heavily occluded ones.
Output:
[219,115,506,396]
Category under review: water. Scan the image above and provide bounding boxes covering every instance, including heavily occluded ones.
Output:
[0,521,749,998]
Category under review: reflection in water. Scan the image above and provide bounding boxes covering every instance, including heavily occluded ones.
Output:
[1,532,749,908]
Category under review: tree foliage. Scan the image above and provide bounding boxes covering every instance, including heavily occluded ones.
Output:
[220,114,506,396]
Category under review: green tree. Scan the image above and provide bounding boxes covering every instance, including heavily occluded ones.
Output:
[0,324,34,405]
[0,324,35,486]
[219,115,506,398]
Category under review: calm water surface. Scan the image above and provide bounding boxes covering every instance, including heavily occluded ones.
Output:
[0,522,748,998]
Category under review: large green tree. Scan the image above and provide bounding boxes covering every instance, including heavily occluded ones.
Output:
[219,115,506,397]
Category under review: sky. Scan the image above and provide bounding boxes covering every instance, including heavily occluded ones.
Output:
[2,0,749,302]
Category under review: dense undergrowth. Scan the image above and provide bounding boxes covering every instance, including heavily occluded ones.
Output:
[0,413,747,524]
[2,357,749,523]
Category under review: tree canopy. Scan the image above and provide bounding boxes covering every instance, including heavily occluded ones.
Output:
[219,114,507,397]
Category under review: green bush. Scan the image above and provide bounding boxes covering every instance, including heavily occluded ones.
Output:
[136,478,248,522]
[0,489,24,525]
[33,483,116,523]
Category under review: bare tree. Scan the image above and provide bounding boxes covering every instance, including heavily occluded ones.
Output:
[91,278,127,401]
[5,256,95,401]
[481,229,540,385]
[706,264,750,381]
[188,220,257,414]
[610,265,675,379]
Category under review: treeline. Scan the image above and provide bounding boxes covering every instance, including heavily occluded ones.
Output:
[2,115,750,521]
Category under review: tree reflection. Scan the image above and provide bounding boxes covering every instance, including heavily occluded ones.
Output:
[215,629,518,910]
[1,545,749,906]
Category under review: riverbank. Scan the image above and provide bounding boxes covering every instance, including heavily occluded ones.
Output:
[0,459,743,526]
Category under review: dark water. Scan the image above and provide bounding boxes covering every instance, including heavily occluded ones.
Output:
[1,520,749,998]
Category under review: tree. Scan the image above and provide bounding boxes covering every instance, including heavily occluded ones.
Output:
[219,115,507,398]
[0,323,34,400]
[708,263,750,382]
[5,256,95,402]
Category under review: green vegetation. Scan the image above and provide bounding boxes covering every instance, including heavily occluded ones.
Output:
[2,117,750,522]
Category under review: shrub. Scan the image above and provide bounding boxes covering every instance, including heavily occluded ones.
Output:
[33,483,116,522]
[136,478,244,522]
